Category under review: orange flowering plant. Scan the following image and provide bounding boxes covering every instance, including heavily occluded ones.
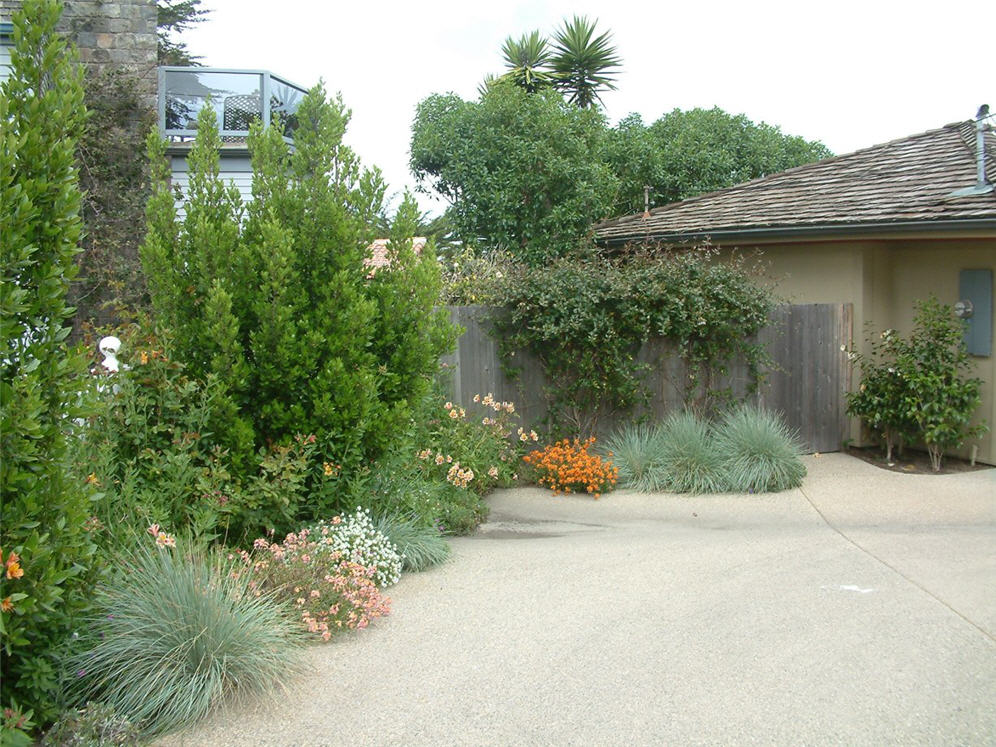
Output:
[522,437,618,498]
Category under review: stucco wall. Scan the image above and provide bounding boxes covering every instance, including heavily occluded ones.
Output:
[886,240,995,465]
[725,237,995,465]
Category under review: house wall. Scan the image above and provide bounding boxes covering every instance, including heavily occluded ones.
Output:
[886,239,995,466]
[168,152,254,220]
[722,237,996,465]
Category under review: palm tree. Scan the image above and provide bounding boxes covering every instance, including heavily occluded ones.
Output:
[500,30,555,93]
[550,16,622,109]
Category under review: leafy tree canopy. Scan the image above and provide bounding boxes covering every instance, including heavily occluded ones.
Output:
[605,107,833,215]
[411,93,831,259]
[157,0,208,65]
[410,82,619,264]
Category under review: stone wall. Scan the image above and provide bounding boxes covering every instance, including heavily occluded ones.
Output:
[1,0,158,103]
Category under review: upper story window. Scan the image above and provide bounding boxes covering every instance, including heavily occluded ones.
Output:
[1,21,14,86]
[158,67,309,143]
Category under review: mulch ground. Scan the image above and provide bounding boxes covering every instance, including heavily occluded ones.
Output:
[845,445,990,475]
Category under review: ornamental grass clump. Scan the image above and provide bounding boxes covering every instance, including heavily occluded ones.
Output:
[241,524,391,641]
[600,423,668,492]
[715,404,807,493]
[650,411,727,494]
[69,529,302,737]
[371,513,451,572]
[523,437,618,497]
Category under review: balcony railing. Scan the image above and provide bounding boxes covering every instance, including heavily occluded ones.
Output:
[158,66,309,143]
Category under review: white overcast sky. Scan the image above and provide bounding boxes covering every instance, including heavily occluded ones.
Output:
[183,0,995,216]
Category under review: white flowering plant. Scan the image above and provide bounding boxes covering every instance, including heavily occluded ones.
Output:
[309,507,404,587]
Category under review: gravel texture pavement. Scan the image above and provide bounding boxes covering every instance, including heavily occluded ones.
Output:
[161,453,996,746]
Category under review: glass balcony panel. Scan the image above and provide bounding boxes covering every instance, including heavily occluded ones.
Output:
[163,70,263,133]
[270,76,307,137]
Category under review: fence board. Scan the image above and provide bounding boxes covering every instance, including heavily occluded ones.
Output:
[445,304,851,453]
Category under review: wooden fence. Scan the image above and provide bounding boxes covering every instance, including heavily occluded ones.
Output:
[441,304,852,454]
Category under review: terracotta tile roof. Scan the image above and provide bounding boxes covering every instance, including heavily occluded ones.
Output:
[365,237,427,272]
[595,120,996,246]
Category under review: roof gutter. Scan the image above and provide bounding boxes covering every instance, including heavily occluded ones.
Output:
[596,218,996,248]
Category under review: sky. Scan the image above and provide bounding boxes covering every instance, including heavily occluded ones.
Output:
[182,0,995,216]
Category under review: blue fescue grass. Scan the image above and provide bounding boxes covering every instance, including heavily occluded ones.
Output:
[600,422,669,492]
[69,538,303,737]
[371,512,451,572]
[715,404,807,493]
[650,411,728,494]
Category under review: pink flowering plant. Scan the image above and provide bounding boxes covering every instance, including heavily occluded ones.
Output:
[235,521,391,642]
[414,393,537,495]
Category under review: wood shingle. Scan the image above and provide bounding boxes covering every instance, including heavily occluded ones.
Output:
[595,120,996,246]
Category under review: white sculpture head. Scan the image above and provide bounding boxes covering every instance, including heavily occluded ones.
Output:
[98,335,122,372]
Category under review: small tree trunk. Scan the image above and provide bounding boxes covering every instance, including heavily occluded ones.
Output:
[927,444,943,472]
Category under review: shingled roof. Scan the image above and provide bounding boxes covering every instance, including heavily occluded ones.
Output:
[595,120,996,246]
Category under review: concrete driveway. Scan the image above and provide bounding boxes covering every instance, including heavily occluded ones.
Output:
[165,453,995,746]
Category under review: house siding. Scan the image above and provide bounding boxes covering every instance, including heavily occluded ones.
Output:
[168,153,253,220]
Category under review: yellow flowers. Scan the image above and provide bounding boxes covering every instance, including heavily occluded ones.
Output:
[323,462,341,478]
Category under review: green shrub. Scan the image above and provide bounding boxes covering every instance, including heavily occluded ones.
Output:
[42,702,139,746]
[900,297,987,471]
[371,513,451,572]
[70,533,302,737]
[490,247,774,436]
[141,88,457,502]
[74,327,318,545]
[599,422,668,492]
[847,296,987,471]
[1,0,99,726]
[350,451,488,536]
[650,412,727,494]
[413,392,529,495]
[715,405,806,493]
[845,327,917,462]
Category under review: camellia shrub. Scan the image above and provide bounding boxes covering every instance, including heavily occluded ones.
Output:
[845,327,917,463]
[847,297,987,471]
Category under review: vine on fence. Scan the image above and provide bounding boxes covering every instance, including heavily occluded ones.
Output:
[487,244,775,435]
